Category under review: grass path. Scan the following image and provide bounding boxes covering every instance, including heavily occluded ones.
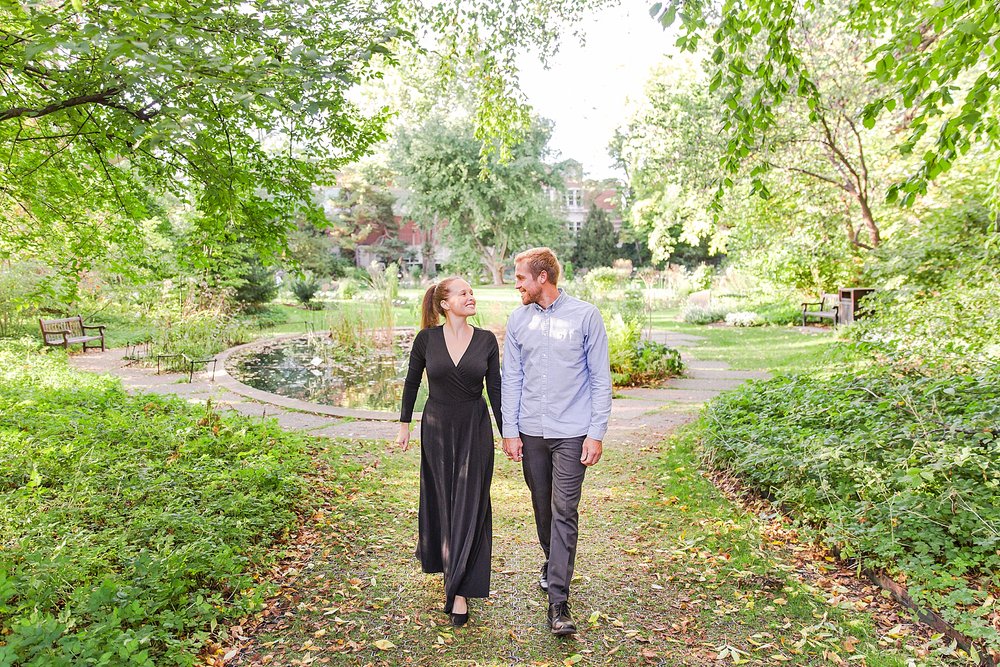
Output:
[215,327,942,667]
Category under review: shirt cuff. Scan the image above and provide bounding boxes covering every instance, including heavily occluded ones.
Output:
[587,425,607,441]
[502,426,520,439]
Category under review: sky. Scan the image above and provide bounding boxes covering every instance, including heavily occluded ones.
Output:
[517,3,675,181]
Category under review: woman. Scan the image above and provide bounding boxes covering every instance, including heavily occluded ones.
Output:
[397,277,502,627]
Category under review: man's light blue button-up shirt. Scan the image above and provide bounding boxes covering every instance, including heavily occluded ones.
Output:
[501,289,612,441]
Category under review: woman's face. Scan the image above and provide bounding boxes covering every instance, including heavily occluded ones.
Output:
[442,279,476,318]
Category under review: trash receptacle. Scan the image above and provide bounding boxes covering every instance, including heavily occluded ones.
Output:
[838,288,876,324]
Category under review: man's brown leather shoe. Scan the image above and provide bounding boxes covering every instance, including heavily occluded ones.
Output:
[547,601,577,636]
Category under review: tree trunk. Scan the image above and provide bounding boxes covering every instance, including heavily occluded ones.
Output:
[422,215,437,277]
[487,261,504,286]
[858,195,880,248]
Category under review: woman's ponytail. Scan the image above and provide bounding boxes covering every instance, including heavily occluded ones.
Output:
[419,277,460,329]
[420,284,439,329]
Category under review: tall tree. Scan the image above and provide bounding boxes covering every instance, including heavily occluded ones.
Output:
[573,205,619,269]
[751,7,892,249]
[325,168,405,267]
[393,117,567,284]
[610,55,727,263]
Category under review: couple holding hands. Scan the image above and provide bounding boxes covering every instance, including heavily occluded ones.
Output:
[396,247,612,635]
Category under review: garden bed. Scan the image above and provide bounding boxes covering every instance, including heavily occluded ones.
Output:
[698,367,1000,659]
[0,340,322,665]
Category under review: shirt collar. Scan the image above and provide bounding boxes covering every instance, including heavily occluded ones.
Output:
[532,288,566,312]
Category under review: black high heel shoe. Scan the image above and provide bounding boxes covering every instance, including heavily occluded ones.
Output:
[450,611,469,627]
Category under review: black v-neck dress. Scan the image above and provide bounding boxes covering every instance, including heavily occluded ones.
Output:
[400,325,502,611]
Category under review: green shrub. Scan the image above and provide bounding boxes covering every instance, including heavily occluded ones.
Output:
[337,278,359,300]
[619,288,647,326]
[290,276,321,308]
[0,340,319,665]
[746,299,801,326]
[0,261,59,338]
[233,262,278,311]
[700,367,1000,647]
[606,314,684,386]
[683,305,728,325]
[847,267,1000,375]
[584,266,626,298]
[151,306,254,361]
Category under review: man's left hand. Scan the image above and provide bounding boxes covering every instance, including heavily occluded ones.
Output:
[581,437,603,466]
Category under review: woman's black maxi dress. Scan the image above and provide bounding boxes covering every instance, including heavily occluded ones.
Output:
[400,326,502,613]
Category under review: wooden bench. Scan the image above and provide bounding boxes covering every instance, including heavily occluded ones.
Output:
[801,293,839,326]
[39,316,106,351]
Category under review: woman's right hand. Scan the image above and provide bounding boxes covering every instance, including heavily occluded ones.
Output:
[396,423,411,451]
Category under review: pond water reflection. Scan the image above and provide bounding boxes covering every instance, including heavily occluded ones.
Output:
[227,334,426,412]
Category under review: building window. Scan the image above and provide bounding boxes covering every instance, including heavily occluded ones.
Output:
[565,188,582,208]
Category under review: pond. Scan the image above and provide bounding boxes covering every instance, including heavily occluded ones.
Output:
[226,334,427,412]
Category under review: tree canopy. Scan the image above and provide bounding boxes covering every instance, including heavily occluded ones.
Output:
[651,0,1000,207]
[393,117,567,284]
[0,0,403,274]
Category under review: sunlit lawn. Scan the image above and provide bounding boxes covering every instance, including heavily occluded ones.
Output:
[266,285,524,335]
[649,307,844,375]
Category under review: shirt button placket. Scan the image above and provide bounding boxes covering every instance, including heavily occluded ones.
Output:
[542,311,549,436]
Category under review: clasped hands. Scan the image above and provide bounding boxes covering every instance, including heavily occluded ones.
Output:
[501,436,603,466]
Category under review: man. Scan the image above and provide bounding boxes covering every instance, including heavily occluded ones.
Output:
[501,247,612,636]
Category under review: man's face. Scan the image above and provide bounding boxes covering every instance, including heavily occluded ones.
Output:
[514,261,544,306]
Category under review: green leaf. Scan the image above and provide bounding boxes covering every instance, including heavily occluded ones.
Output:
[660,6,677,28]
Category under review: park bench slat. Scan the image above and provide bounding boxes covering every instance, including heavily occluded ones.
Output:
[39,316,106,351]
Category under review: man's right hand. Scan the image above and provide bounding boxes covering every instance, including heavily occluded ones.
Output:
[502,437,523,462]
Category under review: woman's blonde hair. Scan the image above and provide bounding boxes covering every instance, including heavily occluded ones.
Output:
[420,277,462,329]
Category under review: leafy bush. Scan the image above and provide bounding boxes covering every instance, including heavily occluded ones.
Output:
[0,340,318,665]
[745,299,801,326]
[149,292,255,360]
[337,278,359,300]
[620,288,647,326]
[290,276,321,308]
[584,266,625,297]
[0,261,61,338]
[847,266,1000,375]
[700,367,1000,647]
[724,311,764,327]
[606,314,684,386]
[683,305,728,325]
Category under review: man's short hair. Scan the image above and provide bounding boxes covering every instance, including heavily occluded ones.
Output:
[515,247,561,286]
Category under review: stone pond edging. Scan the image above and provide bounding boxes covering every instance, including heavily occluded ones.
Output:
[214,333,412,422]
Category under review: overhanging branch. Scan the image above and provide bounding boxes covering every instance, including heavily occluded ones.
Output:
[0,88,160,122]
